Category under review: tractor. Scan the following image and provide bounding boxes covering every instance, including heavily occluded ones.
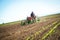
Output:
[21,12,40,26]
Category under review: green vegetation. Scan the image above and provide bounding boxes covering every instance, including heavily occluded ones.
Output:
[0,21,21,26]
[42,22,60,40]
[26,20,59,40]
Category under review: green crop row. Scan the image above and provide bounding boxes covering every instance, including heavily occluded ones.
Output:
[42,21,60,40]
[26,20,59,40]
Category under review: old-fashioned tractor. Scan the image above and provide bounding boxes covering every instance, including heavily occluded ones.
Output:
[21,12,40,26]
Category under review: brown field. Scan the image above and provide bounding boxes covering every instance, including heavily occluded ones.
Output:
[0,14,60,40]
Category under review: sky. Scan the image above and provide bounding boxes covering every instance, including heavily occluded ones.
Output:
[0,0,60,24]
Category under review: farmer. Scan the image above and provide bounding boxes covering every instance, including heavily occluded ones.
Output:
[31,12,35,18]
[31,12,36,23]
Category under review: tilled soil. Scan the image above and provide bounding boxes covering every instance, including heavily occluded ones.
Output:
[45,24,60,40]
[0,17,60,40]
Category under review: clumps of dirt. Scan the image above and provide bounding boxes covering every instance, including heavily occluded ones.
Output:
[58,36,60,40]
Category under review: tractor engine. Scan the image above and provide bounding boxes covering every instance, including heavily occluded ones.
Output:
[27,17,32,24]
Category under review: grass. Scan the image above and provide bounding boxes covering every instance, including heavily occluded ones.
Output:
[0,21,21,26]
[0,13,60,26]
